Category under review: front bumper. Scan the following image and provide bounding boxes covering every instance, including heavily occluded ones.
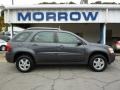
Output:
[108,53,116,64]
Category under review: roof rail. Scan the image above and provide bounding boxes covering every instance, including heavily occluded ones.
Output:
[27,27,59,30]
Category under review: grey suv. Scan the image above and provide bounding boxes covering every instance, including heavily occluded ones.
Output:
[5,27,115,72]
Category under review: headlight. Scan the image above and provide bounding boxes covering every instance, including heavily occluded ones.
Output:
[108,47,114,53]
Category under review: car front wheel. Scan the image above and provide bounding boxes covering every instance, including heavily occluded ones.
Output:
[89,55,107,72]
[16,55,34,72]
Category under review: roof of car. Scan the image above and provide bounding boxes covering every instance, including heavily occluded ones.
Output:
[27,27,61,30]
[24,27,64,32]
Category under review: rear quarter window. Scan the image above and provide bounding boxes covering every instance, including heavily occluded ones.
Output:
[12,32,32,42]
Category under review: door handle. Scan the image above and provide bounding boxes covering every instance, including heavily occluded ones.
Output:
[32,44,39,46]
[59,45,64,48]
[18,44,22,47]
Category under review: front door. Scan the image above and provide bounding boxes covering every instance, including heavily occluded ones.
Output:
[56,32,85,63]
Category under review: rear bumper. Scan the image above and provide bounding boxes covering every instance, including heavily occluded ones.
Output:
[5,52,14,63]
[108,53,115,64]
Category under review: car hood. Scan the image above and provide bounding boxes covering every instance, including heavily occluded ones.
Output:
[88,42,110,48]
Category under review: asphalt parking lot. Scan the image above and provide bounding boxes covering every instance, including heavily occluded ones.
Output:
[0,53,120,90]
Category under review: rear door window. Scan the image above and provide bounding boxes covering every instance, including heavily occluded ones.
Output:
[32,31,55,43]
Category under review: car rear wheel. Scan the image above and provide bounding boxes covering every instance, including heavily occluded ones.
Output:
[16,55,34,72]
[89,55,107,72]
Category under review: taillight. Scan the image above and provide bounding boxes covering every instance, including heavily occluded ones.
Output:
[6,42,12,52]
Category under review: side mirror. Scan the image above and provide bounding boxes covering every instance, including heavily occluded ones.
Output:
[77,41,82,46]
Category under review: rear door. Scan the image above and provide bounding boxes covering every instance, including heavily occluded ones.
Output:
[56,32,85,63]
[30,31,57,63]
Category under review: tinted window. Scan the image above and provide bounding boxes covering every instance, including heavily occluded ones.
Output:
[58,32,79,44]
[13,32,31,42]
[32,31,54,43]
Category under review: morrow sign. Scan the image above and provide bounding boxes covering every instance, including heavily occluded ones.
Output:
[17,11,99,22]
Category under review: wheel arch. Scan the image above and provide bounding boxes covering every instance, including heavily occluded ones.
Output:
[14,52,36,64]
[88,51,109,64]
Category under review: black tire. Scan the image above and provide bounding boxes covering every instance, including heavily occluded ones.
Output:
[89,54,107,72]
[1,45,6,51]
[16,55,34,72]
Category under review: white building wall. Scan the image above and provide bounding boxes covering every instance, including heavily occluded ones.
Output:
[3,5,120,43]
[4,5,120,24]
